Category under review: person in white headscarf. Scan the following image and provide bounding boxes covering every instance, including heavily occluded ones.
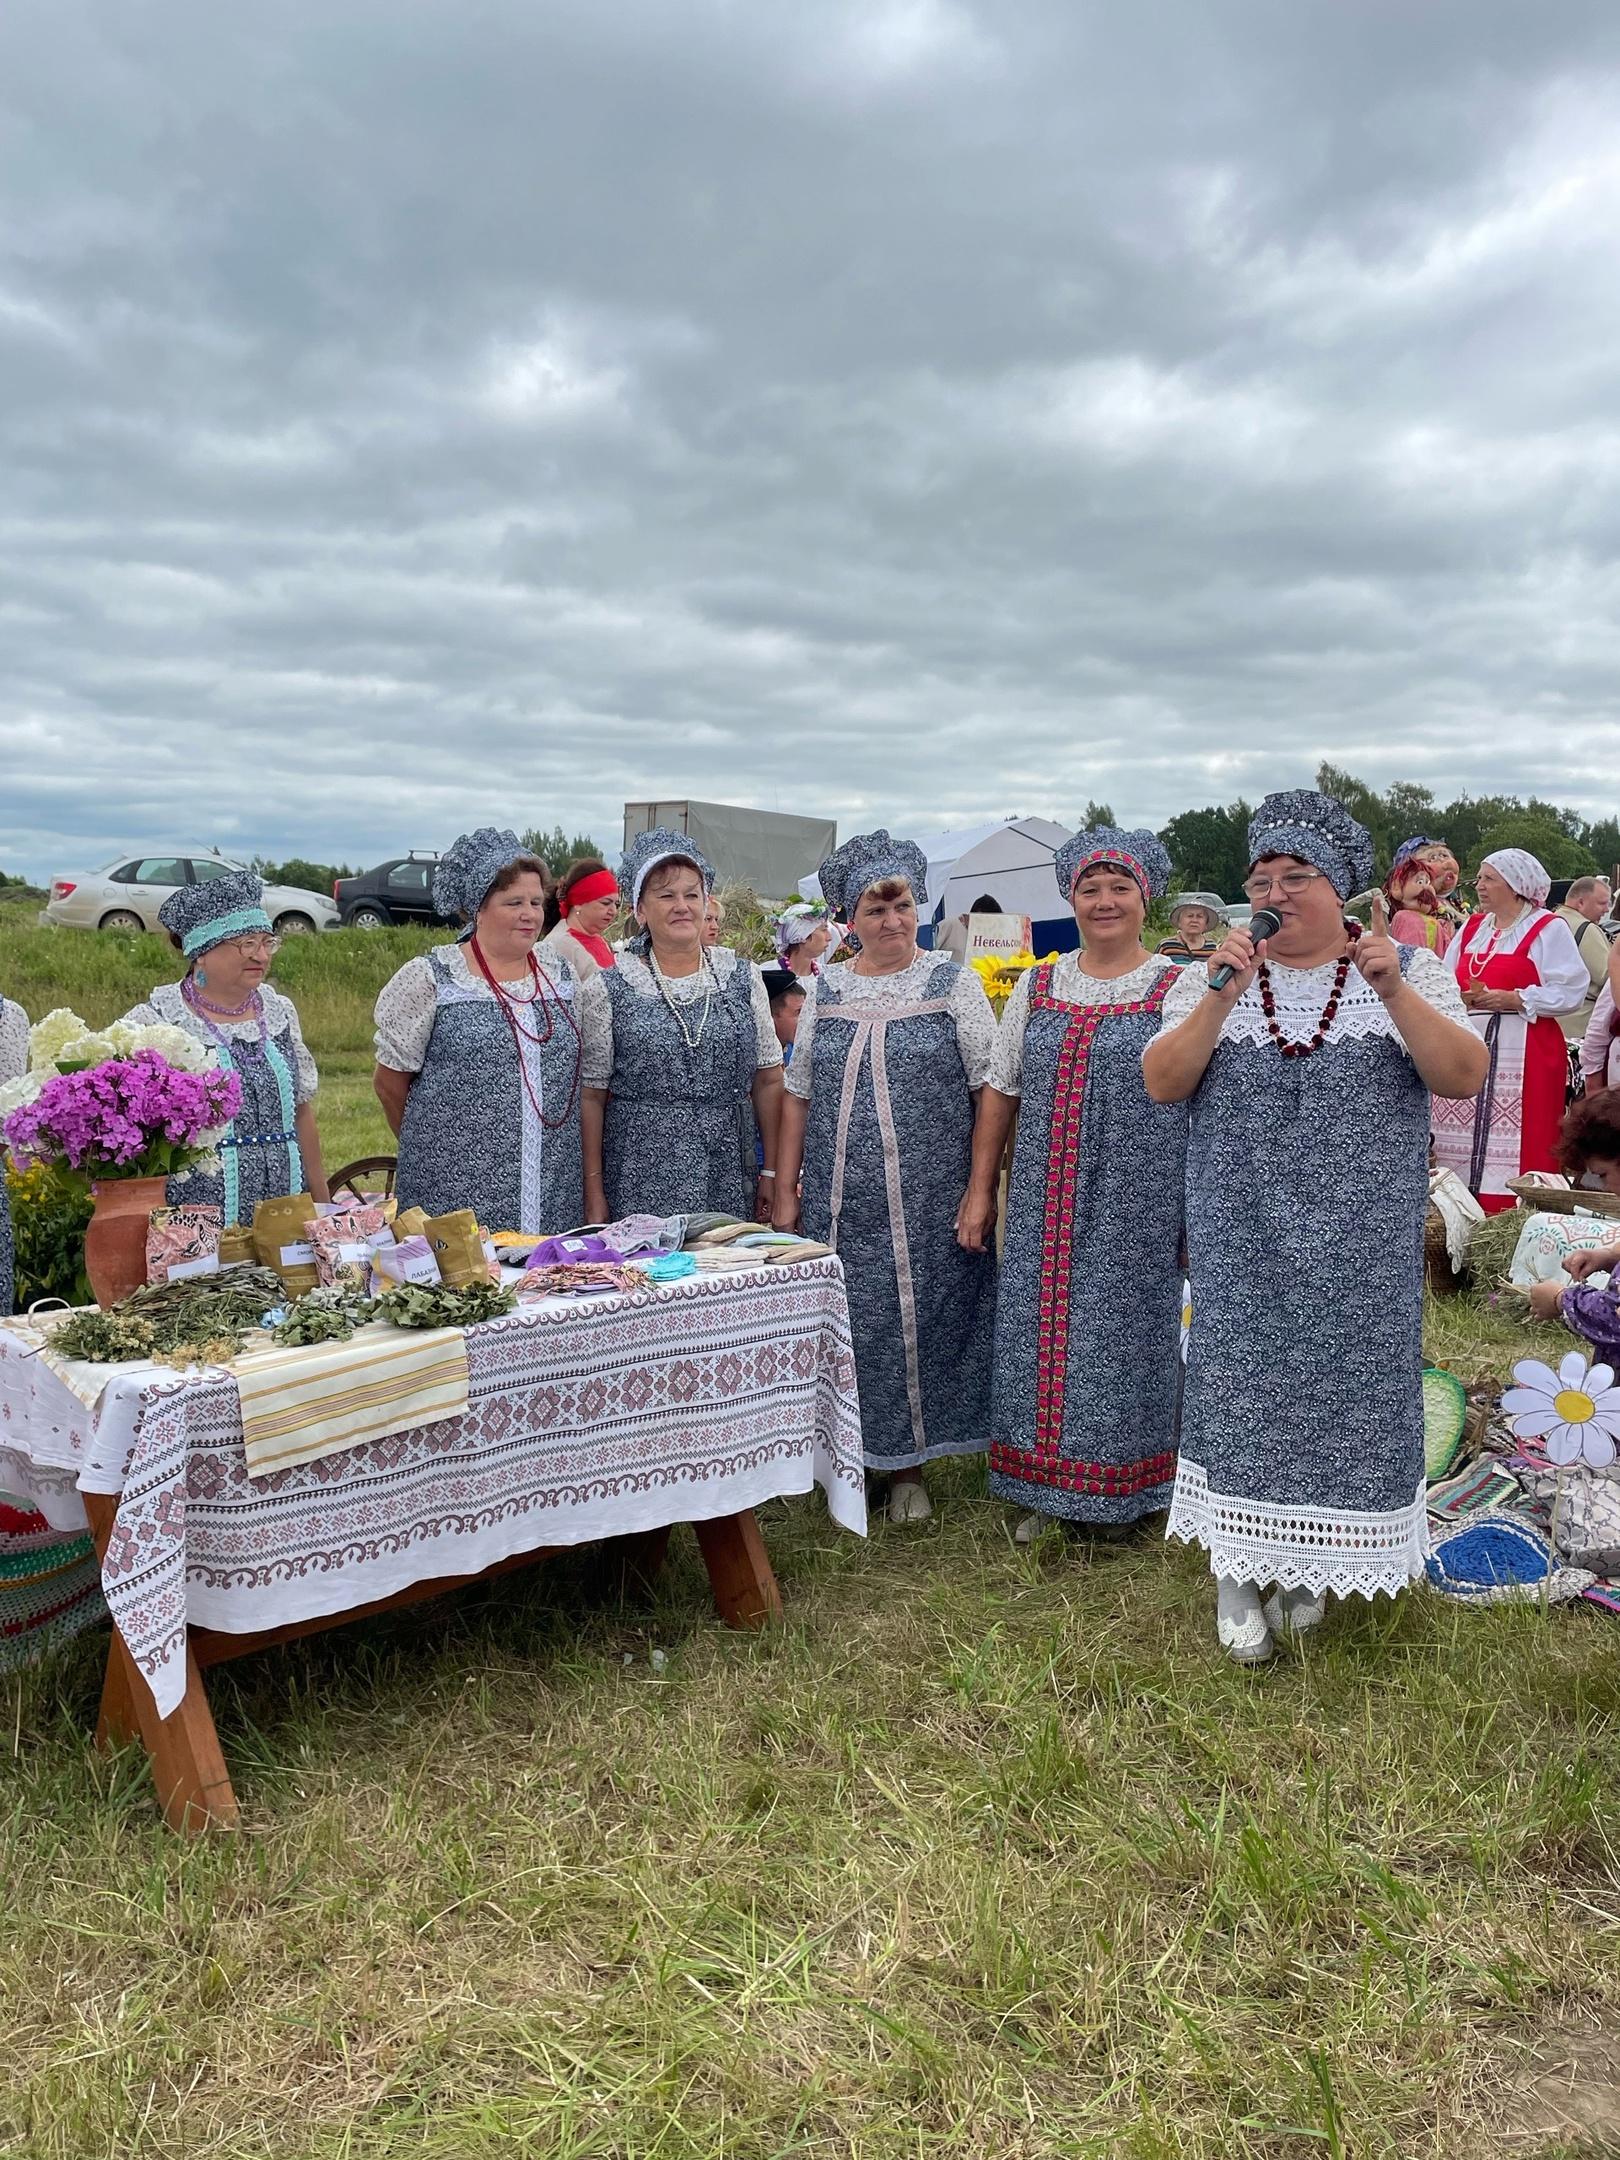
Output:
[772,900,837,978]
[1432,848,1589,1213]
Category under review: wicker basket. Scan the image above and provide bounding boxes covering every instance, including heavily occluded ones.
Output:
[1505,1176,1620,1220]
[1424,1204,1464,1296]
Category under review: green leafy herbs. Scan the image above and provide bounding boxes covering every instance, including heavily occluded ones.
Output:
[272,1288,375,1347]
[49,1264,287,1366]
[375,1281,516,1330]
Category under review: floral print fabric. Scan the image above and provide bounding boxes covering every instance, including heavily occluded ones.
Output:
[795,956,995,1470]
[1158,949,1465,1596]
[989,957,1187,1523]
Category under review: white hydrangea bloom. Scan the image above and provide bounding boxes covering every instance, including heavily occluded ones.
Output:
[28,1007,92,1073]
[0,1071,48,1120]
[58,1030,120,1067]
[128,1022,216,1072]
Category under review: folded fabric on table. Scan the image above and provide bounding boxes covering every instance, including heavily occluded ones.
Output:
[518,1263,647,1298]
[234,1318,469,1478]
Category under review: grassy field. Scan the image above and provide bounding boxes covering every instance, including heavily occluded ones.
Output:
[3,921,1619,2159]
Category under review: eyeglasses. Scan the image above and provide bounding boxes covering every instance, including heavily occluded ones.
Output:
[224,934,282,957]
[1242,870,1326,903]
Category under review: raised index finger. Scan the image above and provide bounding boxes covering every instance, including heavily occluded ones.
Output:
[1370,893,1389,937]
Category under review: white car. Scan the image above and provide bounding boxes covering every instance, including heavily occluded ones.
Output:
[41,851,339,936]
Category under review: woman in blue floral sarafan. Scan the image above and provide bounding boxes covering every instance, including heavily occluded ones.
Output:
[374,828,611,1233]
[960,827,1188,1546]
[122,869,330,1223]
[773,831,999,1525]
[581,828,784,1222]
[1143,789,1487,1664]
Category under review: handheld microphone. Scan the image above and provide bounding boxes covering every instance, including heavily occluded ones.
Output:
[1209,905,1282,991]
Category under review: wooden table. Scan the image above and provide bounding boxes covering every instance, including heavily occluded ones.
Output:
[0,1261,865,1831]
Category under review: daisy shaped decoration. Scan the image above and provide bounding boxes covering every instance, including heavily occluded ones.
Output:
[1502,1351,1620,1468]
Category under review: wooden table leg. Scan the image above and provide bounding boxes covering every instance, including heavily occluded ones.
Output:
[82,1492,240,1834]
[605,1523,672,1598]
[693,1509,783,1628]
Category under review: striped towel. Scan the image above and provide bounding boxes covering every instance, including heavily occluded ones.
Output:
[234,1320,469,1478]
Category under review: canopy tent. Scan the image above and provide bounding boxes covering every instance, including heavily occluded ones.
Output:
[798,816,1080,950]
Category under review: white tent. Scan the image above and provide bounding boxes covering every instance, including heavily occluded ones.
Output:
[798,817,1075,921]
[934,817,1075,925]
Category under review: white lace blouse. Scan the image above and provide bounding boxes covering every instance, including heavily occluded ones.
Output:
[785,951,997,1100]
[1156,942,1467,1049]
[0,1000,28,1085]
[1443,908,1590,1021]
[989,953,1176,1097]
[375,941,612,1079]
[124,982,319,1101]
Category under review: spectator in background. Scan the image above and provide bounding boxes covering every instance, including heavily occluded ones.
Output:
[772,901,835,979]
[1157,893,1227,966]
[1581,982,1620,1096]
[1433,850,1588,1212]
[702,894,724,950]
[541,857,618,973]
[763,972,807,1062]
[1555,875,1612,1046]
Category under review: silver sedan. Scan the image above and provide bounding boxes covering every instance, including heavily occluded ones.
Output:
[41,851,339,935]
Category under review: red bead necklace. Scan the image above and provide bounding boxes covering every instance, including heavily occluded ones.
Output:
[1256,923,1362,1060]
[469,937,583,1129]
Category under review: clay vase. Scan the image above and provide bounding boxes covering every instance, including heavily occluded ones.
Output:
[84,1175,167,1310]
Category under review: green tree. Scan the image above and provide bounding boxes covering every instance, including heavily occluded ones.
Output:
[1470,813,1597,881]
[1080,798,1116,830]
[1158,800,1253,898]
[521,824,609,877]
[254,857,354,894]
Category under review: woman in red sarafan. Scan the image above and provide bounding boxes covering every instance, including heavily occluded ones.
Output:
[1432,848,1589,1213]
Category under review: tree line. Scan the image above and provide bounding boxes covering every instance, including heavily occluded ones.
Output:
[1142,767,1620,900]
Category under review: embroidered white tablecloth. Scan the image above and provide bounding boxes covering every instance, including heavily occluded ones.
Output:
[0,1260,866,1718]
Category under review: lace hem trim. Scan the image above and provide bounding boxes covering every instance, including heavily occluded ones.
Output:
[1166,1459,1429,1600]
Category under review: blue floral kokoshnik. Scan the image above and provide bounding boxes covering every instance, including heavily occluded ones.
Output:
[1055,826,1172,905]
[180,906,272,958]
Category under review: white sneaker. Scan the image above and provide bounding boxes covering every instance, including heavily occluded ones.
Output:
[1216,1577,1275,1664]
[1013,1510,1047,1545]
[887,1480,933,1525]
[1263,1585,1327,1639]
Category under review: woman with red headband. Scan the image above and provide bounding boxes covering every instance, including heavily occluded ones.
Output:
[542,857,620,973]
[374,827,611,1233]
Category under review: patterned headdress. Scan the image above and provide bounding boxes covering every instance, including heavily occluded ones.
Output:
[433,827,532,926]
[1055,825,1172,906]
[816,830,929,918]
[1246,789,1374,902]
[158,868,272,960]
[1482,847,1552,907]
[619,826,716,912]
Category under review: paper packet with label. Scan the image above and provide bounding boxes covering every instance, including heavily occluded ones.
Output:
[369,1235,442,1289]
[422,1208,500,1287]
[310,1206,395,1295]
[145,1205,223,1286]
[251,1192,320,1294]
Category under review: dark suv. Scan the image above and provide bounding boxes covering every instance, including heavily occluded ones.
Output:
[334,854,452,929]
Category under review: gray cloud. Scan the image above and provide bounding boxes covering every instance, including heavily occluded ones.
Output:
[3,0,1620,880]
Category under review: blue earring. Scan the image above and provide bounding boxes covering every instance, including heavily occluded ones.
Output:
[195,966,206,989]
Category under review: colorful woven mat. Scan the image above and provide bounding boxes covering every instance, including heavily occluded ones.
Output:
[0,1493,107,1674]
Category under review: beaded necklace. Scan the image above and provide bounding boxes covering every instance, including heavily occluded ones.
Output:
[1256,924,1362,1060]
[178,979,302,1222]
[469,937,582,1130]
[649,948,715,1049]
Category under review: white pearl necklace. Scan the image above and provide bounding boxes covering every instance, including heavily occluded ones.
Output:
[650,949,715,1049]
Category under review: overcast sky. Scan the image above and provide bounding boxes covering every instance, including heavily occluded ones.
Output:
[4,1,1619,880]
